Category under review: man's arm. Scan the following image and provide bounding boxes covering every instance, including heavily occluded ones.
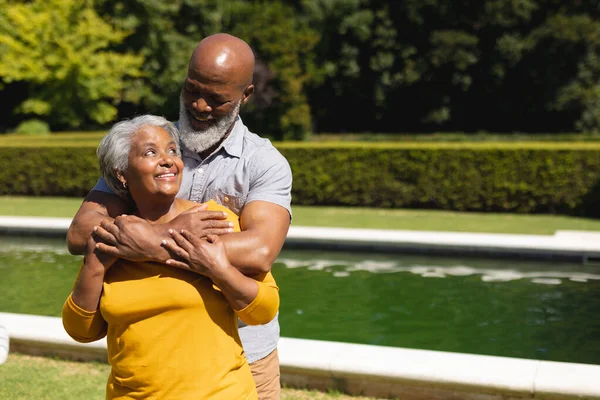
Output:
[67,191,130,255]
[218,200,290,275]
[95,200,288,275]
[69,191,232,259]
[91,146,292,275]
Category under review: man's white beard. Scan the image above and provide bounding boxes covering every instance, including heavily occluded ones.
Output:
[178,97,241,154]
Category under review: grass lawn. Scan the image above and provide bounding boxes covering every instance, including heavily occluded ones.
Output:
[0,353,383,400]
[1,196,599,235]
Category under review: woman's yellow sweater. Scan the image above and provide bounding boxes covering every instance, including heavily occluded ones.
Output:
[62,201,279,400]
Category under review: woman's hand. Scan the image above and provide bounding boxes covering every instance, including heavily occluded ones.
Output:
[71,234,119,312]
[161,230,232,279]
[86,234,118,272]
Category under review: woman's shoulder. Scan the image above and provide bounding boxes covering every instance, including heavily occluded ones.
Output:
[174,199,240,231]
[176,198,201,213]
[176,199,230,213]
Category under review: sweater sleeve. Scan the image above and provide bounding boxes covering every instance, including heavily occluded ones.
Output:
[204,200,280,324]
[234,272,279,326]
[62,293,108,343]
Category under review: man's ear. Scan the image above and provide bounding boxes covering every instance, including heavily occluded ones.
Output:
[241,85,254,105]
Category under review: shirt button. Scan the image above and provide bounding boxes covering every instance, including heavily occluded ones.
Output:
[198,168,204,174]
[224,196,229,202]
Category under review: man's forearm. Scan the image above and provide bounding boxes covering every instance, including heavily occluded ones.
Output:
[68,212,114,255]
[67,191,129,255]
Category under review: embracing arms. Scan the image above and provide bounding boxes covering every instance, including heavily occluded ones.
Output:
[67,191,290,276]
[66,191,232,257]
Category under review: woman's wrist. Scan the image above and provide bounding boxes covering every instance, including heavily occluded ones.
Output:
[206,261,236,284]
[83,258,108,278]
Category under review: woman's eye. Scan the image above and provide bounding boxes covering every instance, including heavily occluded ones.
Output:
[145,150,156,156]
[168,148,177,155]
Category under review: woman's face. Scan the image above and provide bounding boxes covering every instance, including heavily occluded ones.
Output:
[120,126,183,202]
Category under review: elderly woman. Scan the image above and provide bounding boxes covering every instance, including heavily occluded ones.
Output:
[62,115,278,400]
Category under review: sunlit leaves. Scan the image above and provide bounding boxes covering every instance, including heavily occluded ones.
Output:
[0,0,143,127]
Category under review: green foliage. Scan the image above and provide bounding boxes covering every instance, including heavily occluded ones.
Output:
[0,0,144,128]
[94,0,319,140]
[540,15,600,133]
[93,0,197,119]
[280,144,600,217]
[299,0,600,133]
[2,142,600,217]
[0,0,599,135]
[14,119,50,135]
[0,147,99,197]
[231,1,320,140]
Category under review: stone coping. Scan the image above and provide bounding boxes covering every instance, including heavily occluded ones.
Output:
[1,216,600,260]
[0,312,598,399]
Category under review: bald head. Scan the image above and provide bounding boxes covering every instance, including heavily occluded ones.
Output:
[179,34,255,155]
[189,33,255,89]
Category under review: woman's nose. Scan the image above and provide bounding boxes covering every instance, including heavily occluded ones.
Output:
[160,154,174,166]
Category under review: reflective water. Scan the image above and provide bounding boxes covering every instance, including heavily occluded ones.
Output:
[1,237,599,365]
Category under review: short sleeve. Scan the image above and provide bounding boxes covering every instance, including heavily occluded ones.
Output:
[91,178,114,194]
[247,148,292,218]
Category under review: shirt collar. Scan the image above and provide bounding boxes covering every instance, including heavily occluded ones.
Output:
[221,116,244,158]
[181,116,244,161]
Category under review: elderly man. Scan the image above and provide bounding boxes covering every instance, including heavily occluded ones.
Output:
[67,33,292,400]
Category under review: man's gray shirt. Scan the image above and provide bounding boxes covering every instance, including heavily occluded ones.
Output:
[92,116,292,363]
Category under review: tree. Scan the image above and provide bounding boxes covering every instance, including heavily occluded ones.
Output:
[95,0,320,140]
[0,0,144,128]
[230,1,321,140]
[520,13,600,133]
[298,0,600,134]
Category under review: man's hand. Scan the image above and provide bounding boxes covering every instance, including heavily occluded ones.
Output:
[93,215,161,262]
[168,207,234,239]
[67,191,130,255]
[93,209,234,263]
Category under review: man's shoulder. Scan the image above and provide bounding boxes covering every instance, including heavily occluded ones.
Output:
[240,125,276,153]
[238,123,288,165]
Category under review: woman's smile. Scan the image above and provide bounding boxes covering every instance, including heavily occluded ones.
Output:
[155,171,178,180]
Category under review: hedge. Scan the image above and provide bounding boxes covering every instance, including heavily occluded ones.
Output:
[2,143,600,217]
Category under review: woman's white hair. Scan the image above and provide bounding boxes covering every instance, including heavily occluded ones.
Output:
[97,115,181,200]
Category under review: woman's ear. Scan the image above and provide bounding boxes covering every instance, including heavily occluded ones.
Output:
[115,170,127,188]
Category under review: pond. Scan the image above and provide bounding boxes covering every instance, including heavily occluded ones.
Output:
[1,236,599,365]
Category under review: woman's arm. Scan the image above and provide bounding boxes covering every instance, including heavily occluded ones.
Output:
[162,231,279,325]
[62,236,116,342]
[233,271,279,326]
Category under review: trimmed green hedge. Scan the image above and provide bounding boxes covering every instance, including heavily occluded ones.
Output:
[2,143,600,216]
[1,148,99,197]
[278,144,600,217]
